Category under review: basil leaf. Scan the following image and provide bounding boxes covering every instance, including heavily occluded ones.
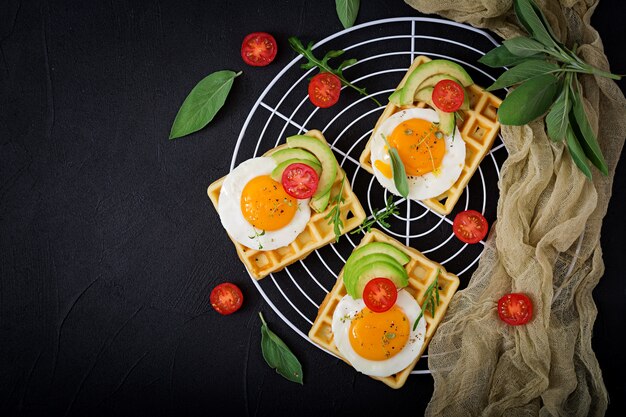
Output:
[478,45,545,68]
[335,0,360,29]
[565,126,592,179]
[513,0,557,48]
[498,74,559,125]
[169,70,241,139]
[569,85,608,175]
[486,60,559,91]
[545,77,571,142]
[503,37,549,57]
[259,312,304,385]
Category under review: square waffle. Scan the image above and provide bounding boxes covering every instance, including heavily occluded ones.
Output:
[207,130,367,280]
[359,55,502,215]
[308,228,460,389]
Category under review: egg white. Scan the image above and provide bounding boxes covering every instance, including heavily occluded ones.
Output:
[371,107,466,200]
[218,157,311,251]
[331,289,426,377]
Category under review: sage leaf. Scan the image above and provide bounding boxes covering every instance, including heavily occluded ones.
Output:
[382,134,409,197]
[335,0,360,29]
[498,74,559,125]
[513,0,558,48]
[169,70,241,139]
[565,126,592,179]
[503,37,549,57]
[569,86,608,175]
[486,60,559,91]
[478,45,545,68]
[259,312,304,385]
[545,77,571,142]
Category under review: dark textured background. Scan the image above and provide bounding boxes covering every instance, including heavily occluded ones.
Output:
[1,0,624,416]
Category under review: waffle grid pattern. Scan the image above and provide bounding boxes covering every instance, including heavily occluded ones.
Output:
[208,130,367,280]
[308,228,460,389]
[359,55,502,215]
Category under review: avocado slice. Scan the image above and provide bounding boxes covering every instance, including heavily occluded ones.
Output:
[270,148,320,165]
[414,87,456,135]
[415,74,470,110]
[399,59,473,106]
[388,89,403,106]
[343,245,410,297]
[310,190,330,213]
[286,135,338,200]
[344,254,408,299]
[270,158,322,182]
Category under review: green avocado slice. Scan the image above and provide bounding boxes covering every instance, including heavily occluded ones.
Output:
[270,158,322,183]
[415,74,470,110]
[346,255,409,299]
[414,87,456,135]
[399,59,473,106]
[270,148,320,165]
[286,135,338,202]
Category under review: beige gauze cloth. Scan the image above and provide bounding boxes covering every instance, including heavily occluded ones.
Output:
[403,0,626,415]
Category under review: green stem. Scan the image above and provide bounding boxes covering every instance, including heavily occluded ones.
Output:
[259,312,267,326]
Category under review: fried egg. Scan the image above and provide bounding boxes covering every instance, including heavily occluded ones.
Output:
[371,107,465,200]
[218,157,311,251]
[332,289,426,377]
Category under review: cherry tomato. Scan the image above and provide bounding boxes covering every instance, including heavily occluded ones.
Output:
[453,209,488,244]
[363,278,398,313]
[281,163,319,199]
[432,79,465,113]
[308,72,341,108]
[497,293,533,325]
[241,32,277,67]
[210,283,243,315]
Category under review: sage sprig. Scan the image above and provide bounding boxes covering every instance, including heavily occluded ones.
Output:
[288,37,381,106]
[480,0,620,178]
[381,134,409,198]
[169,70,241,139]
[335,0,360,29]
[259,312,304,385]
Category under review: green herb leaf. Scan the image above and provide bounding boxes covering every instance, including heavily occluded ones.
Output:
[259,312,304,385]
[545,76,571,142]
[478,45,546,68]
[498,74,559,125]
[565,126,592,179]
[503,37,549,57]
[335,0,360,29]
[412,269,440,331]
[324,177,345,242]
[381,134,409,198]
[169,70,241,139]
[486,60,559,91]
[513,0,558,48]
[569,83,608,175]
[350,196,399,235]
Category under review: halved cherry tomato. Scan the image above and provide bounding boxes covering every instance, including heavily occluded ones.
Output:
[241,32,277,67]
[432,79,465,113]
[497,293,533,325]
[308,72,341,108]
[453,209,488,244]
[363,278,398,313]
[210,283,243,315]
[281,163,319,199]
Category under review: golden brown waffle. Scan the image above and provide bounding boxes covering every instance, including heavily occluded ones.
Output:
[359,55,502,215]
[207,130,366,280]
[308,228,460,389]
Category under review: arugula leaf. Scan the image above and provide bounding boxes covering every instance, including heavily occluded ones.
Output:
[569,82,608,175]
[324,177,346,242]
[350,196,399,235]
[497,74,559,125]
[478,45,545,68]
[259,312,304,385]
[288,37,381,106]
[335,0,360,29]
[169,70,241,139]
[503,37,549,57]
[565,126,592,179]
[486,60,559,91]
[412,269,440,331]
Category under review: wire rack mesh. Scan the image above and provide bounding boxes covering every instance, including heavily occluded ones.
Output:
[228,17,508,375]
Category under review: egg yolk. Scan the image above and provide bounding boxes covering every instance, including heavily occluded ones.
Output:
[374,159,392,179]
[388,118,445,176]
[349,306,410,361]
[240,175,297,231]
